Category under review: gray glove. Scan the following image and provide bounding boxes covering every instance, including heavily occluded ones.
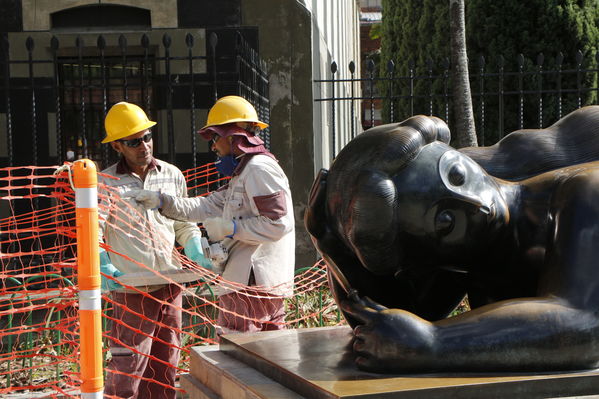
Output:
[123,189,162,210]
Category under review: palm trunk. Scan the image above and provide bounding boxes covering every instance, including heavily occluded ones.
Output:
[449,0,478,147]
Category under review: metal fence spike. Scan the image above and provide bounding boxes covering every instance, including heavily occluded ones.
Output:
[96,35,105,50]
[331,61,337,74]
[50,36,59,51]
[26,36,34,52]
[141,33,150,48]
[119,34,127,50]
[162,33,172,48]
[185,33,194,48]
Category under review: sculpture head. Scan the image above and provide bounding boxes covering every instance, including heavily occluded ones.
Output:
[325,116,509,277]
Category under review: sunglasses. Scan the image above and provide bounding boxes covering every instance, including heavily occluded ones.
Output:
[119,132,152,148]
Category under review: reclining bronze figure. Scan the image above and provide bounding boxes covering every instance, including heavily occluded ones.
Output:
[305,106,599,373]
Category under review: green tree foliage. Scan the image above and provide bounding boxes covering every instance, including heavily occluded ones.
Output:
[379,0,454,131]
[378,0,599,145]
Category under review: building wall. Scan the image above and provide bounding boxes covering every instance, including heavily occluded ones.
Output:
[20,0,178,30]
[304,0,361,172]
[242,0,361,266]
[242,0,316,266]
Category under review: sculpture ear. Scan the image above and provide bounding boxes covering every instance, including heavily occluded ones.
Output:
[346,169,402,275]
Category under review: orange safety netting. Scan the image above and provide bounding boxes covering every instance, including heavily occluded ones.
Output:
[0,162,341,398]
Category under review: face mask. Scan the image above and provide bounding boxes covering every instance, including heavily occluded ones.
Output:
[215,155,239,176]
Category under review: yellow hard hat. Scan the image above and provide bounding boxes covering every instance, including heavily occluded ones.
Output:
[202,96,268,130]
[102,102,156,143]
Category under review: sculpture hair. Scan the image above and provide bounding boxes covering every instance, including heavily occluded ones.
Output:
[329,115,450,179]
[326,115,451,276]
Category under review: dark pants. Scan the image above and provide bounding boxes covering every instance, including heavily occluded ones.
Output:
[105,284,182,399]
[216,289,286,334]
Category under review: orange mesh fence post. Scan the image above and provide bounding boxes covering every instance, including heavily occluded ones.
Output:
[73,160,103,398]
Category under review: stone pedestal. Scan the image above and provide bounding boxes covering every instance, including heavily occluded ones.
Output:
[181,326,599,399]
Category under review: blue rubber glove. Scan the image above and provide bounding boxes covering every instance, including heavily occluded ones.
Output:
[99,249,124,291]
[184,236,213,270]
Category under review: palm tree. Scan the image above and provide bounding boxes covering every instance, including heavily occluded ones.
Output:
[449,0,477,147]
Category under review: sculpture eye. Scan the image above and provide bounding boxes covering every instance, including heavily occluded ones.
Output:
[448,164,466,186]
[435,210,455,235]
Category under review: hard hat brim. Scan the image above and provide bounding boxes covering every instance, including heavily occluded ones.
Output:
[200,119,268,132]
[101,120,157,143]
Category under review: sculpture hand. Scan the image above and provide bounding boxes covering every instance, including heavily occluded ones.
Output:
[341,295,436,373]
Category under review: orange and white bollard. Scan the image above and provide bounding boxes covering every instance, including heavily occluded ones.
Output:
[73,159,103,398]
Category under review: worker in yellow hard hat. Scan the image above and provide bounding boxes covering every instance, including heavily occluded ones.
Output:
[98,101,210,398]
[202,95,268,131]
[127,95,296,335]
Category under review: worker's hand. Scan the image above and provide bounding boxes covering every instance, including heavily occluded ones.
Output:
[123,189,162,210]
[203,217,236,241]
[183,236,213,270]
[99,250,124,291]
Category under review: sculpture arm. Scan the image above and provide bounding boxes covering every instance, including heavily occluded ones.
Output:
[343,295,599,373]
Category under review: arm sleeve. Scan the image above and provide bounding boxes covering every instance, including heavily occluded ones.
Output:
[171,170,206,246]
[234,162,294,244]
[161,176,227,222]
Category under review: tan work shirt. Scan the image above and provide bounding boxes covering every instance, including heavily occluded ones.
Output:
[98,158,201,291]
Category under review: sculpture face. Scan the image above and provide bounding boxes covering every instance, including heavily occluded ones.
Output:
[326,139,509,277]
[391,142,509,268]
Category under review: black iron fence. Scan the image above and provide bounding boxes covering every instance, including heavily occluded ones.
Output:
[0,30,270,171]
[316,50,599,152]
[0,29,270,259]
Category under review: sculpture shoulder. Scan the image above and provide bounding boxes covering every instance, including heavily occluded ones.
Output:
[551,162,599,203]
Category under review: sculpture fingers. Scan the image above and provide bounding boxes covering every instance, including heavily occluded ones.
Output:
[352,326,375,361]
[341,299,379,324]
[352,324,374,345]
[355,355,378,371]
[352,337,369,355]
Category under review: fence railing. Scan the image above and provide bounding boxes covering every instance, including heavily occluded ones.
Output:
[0,30,270,172]
[316,50,599,153]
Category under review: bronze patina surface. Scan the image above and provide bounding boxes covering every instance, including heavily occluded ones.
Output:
[305,107,599,374]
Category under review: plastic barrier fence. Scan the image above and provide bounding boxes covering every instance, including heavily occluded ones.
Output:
[0,162,340,398]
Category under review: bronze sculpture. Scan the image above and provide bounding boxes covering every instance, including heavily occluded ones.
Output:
[305,106,599,373]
